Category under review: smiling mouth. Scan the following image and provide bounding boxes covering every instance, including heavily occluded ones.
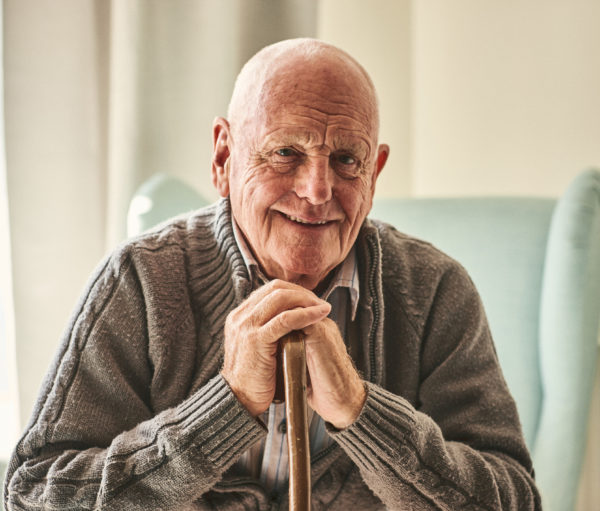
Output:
[282,213,330,226]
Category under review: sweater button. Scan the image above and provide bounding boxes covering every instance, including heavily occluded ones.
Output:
[278,419,287,434]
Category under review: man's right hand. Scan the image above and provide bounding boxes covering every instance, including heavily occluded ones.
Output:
[220,279,331,416]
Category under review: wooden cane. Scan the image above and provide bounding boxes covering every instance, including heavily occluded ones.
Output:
[281,331,311,511]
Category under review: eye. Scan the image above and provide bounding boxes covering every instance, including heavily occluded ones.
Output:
[274,147,297,157]
[270,147,303,173]
[331,152,362,178]
[335,154,356,165]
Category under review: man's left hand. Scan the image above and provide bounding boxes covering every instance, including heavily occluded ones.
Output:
[303,318,367,429]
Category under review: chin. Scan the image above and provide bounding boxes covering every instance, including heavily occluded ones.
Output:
[281,257,335,284]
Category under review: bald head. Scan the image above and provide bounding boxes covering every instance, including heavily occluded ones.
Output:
[227,38,380,142]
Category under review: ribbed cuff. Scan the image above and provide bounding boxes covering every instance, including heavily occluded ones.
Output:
[173,374,267,471]
[327,382,417,473]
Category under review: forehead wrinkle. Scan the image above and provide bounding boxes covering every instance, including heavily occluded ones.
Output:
[283,92,373,129]
[273,104,372,134]
[294,87,373,114]
[261,127,321,148]
[292,70,376,123]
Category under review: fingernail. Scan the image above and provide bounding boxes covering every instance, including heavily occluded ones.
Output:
[319,302,331,312]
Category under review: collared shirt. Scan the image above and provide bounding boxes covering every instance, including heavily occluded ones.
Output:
[231,220,360,493]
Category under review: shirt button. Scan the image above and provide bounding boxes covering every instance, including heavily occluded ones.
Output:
[278,419,287,434]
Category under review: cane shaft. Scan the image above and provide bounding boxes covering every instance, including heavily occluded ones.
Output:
[281,331,310,511]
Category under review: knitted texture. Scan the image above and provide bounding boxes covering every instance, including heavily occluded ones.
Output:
[4,199,540,510]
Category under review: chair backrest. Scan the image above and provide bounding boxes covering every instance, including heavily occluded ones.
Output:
[370,169,600,511]
[127,173,208,237]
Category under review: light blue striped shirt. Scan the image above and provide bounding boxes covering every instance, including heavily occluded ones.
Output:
[231,220,360,493]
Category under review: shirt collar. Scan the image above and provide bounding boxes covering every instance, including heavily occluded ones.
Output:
[232,218,360,320]
[232,218,269,286]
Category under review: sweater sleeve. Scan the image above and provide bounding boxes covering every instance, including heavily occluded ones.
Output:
[330,262,542,510]
[3,248,266,511]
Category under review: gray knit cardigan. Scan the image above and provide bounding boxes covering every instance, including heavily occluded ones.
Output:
[4,199,541,510]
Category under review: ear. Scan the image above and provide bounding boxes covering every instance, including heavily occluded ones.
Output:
[369,143,389,193]
[375,144,389,177]
[212,117,232,197]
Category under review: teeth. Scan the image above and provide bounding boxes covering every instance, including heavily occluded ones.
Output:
[285,214,327,225]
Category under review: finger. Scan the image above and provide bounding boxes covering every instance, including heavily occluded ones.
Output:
[243,286,328,327]
[302,319,343,349]
[260,302,331,342]
[244,279,314,304]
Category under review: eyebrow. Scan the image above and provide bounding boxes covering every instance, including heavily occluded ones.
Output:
[332,135,369,156]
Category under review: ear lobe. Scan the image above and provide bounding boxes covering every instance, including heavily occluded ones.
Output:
[212,117,232,197]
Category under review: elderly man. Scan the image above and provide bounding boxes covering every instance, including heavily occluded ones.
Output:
[4,39,540,510]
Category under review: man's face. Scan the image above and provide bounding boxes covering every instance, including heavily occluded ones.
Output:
[213,59,388,290]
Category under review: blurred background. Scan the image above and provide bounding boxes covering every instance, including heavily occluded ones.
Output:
[1,1,598,509]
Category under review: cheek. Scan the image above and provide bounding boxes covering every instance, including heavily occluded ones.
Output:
[337,177,375,223]
[233,169,292,218]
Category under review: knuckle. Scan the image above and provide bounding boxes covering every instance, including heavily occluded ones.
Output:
[270,288,287,302]
[269,278,288,289]
[276,311,292,330]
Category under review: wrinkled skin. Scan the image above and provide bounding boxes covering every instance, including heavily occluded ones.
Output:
[213,40,389,428]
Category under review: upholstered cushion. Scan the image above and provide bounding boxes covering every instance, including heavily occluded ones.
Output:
[534,169,600,508]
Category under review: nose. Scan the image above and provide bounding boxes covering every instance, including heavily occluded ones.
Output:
[294,155,333,205]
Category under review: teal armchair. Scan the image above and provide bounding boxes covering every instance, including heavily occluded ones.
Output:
[129,169,600,511]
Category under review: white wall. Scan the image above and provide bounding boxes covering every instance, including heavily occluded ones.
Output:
[412,0,600,197]
[320,0,600,198]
